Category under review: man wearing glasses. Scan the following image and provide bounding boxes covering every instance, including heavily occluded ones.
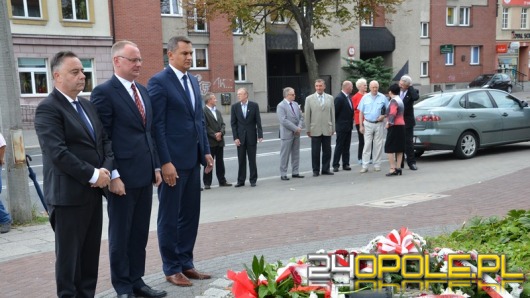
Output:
[91,41,166,298]
[276,87,304,180]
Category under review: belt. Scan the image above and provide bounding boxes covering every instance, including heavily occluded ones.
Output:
[364,119,380,124]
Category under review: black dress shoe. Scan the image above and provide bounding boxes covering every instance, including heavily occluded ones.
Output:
[409,163,418,171]
[313,172,320,177]
[234,183,245,187]
[332,167,339,172]
[321,171,334,175]
[281,176,290,180]
[251,183,256,187]
[343,166,352,171]
[204,185,210,190]
[292,174,304,178]
[133,285,167,298]
[117,294,134,298]
[219,182,233,187]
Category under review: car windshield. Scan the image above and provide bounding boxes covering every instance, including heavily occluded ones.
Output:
[475,74,493,82]
[415,93,455,108]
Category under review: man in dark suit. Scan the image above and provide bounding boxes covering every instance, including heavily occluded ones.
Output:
[231,87,263,187]
[202,92,232,189]
[332,80,354,172]
[34,51,113,298]
[91,41,166,298]
[148,36,214,288]
[399,75,420,170]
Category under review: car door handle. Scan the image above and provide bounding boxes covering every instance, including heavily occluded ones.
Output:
[501,113,509,117]
[469,114,477,118]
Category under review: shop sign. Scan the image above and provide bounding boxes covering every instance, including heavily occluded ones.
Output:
[440,44,454,54]
[497,44,508,53]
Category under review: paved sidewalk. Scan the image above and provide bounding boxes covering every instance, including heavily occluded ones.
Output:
[2,90,530,297]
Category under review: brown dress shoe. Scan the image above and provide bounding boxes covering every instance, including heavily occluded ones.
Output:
[183,268,212,280]
[166,273,192,287]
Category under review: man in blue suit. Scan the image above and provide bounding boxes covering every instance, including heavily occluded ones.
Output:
[148,36,214,287]
[91,41,166,298]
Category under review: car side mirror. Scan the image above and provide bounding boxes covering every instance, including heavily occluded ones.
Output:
[521,101,529,108]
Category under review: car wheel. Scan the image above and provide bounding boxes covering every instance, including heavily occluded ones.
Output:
[414,149,424,158]
[506,85,512,93]
[453,131,478,159]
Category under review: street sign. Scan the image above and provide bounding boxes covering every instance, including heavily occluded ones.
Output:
[440,44,454,54]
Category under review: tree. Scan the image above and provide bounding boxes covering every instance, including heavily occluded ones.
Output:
[342,56,393,92]
[202,0,404,85]
[0,1,33,223]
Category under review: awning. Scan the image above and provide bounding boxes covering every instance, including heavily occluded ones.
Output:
[360,27,395,54]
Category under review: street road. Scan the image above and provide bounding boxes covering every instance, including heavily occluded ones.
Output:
[12,124,530,218]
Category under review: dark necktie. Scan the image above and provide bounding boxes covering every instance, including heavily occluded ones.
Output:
[182,74,194,110]
[289,102,296,115]
[73,100,95,141]
[131,83,146,125]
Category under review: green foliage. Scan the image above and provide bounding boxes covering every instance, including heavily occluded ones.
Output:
[342,56,393,92]
[426,209,530,297]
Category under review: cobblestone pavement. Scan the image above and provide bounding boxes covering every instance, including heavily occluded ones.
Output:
[1,164,529,297]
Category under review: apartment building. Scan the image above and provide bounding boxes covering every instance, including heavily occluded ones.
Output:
[496,0,530,84]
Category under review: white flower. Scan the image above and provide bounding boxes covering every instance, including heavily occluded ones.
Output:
[332,273,350,284]
[309,292,318,298]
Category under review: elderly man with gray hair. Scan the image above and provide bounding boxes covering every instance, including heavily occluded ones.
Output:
[399,75,419,170]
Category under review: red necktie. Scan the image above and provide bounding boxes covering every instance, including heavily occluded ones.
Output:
[131,83,146,125]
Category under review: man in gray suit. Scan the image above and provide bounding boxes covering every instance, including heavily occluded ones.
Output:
[203,92,232,189]
[305,79,335,176]
[277,87,304,180]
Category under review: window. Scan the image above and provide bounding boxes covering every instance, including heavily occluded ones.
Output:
[420,22,428,37]
[467,91,493,109]
[234,65,246,82]
[232,18,243,34]
[459,7,470,26]
[188,5,207,32]
[61,0,89,21]
[80,59,94,93]
[191,48,208,69]
[361,12,373,26]
[490,91,519,108]
[522,8,528,29]
[420,62,428,77]
[161,0,181,15]
[470,46,480,65]
[270,11,286,24]
[446,7,456,26]
[445,52,454,66]
[11,0,41,18]
[502,8,509,29]
[18,58,48,95]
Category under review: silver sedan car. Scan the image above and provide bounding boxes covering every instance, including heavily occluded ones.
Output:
[413,89,530,159]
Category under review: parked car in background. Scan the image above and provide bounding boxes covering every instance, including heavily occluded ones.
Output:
[413,89,530,159]
[468,73,513,93]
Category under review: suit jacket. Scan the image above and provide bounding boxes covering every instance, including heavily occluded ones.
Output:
[230,101,263,145]
[91,75,160,188]
[403,85,419,128]
[148,67,210,170]
[277,99,304,140]
[334,91,354,133]
[34,88,114,206]
[203,105,225,147]
[304,92,335,136]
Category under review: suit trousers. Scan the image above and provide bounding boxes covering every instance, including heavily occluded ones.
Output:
[355,124,365,161]
[203,146,227,186]
[362,121,385,169]
[108,185,153,294]
[157,165,201,276]
[279,136,300,176]
[332,130,352,168]
[311,135,331,173]
[404,125,416,166]
[237,143,258,184]
[49,195,102,298]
